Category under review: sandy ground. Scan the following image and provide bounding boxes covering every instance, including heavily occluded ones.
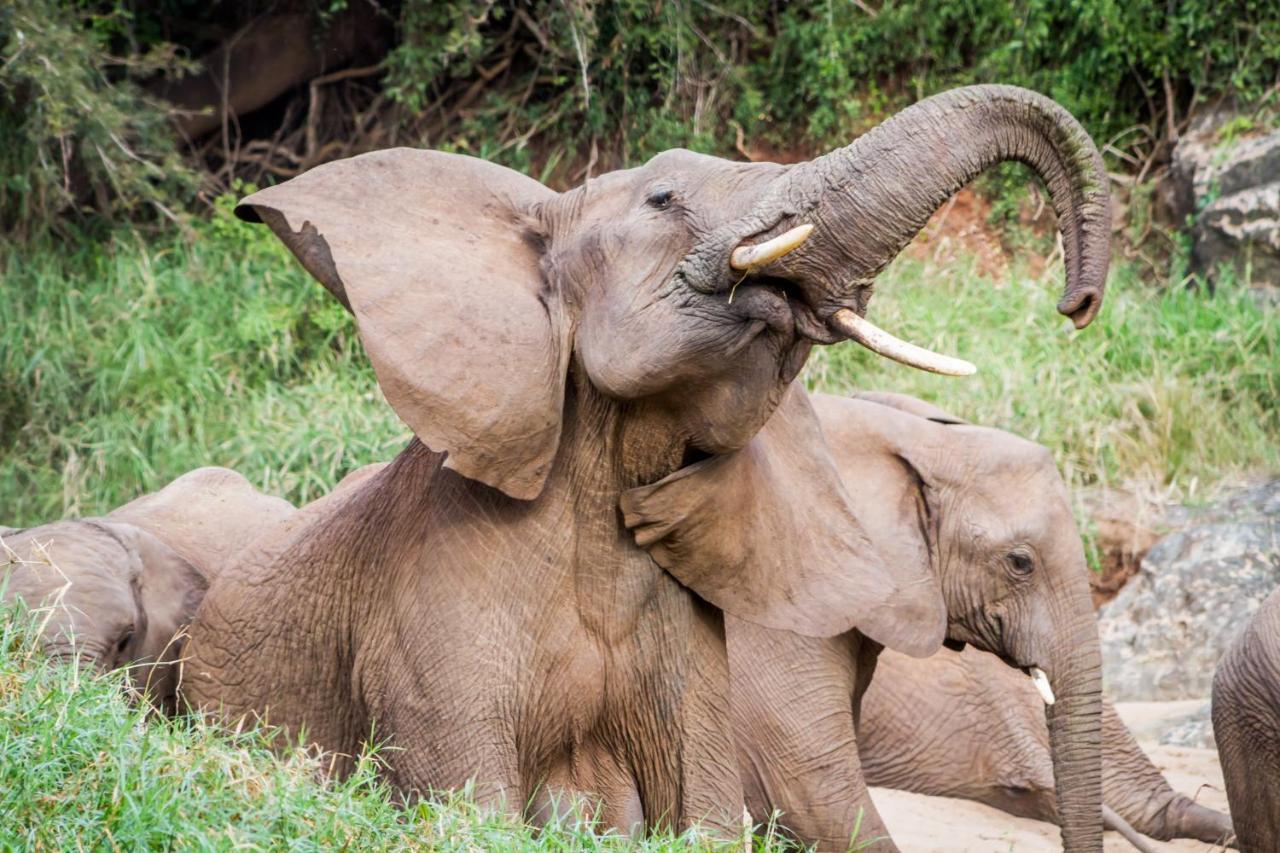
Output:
[871,701,1231,852]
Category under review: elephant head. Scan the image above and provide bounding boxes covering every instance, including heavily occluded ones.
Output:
[1,519,207,711]
[236,84,1108,502]
[2,467,295,712]
[823,392,1104,851]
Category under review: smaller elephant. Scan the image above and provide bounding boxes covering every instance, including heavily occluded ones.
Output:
[860,646,1234,846]
[1213,586,1280,852]
[1,467,294,711]
[663,389,1109,850]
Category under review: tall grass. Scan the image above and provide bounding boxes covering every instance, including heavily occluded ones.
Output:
[0,203,406,525]
[2,203,1277,527]
[807,256,1280,500]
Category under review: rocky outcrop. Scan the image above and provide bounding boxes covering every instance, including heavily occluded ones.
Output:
[1098,480,1280,701]
[1166,116,1280,300]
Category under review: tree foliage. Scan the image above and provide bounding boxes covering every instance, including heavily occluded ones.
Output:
[0,0,198,237]
[1,0,1277,234]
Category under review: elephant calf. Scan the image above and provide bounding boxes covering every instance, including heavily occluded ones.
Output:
[860,646,1233,845]
[706,391,1106,851]
[1,467,294,711]
[1213,586,1280,852]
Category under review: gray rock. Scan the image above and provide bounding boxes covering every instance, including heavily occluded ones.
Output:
[1158,702,1216,750]
[1165,479,1280,527]
[1098,496,1280,700]
[1216,134,1280,199]
[1196,181,1280,288]
[1165,117,1280,292]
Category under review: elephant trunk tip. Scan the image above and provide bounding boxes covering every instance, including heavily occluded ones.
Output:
[1058,286,1102,330]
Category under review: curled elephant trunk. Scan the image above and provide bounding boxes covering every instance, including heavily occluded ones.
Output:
[779,84,1109,328]
[676,84,1112,374]
[1045,611,1105,851]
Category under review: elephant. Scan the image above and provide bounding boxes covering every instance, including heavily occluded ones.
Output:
[1213,586,1280,851]
[860,646,1234,846]
[641,390,1107,849]
[1,467,294,712]
[181,85,1111,844]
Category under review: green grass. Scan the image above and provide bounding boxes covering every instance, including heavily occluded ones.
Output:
[806,255,1280,499]
[0,204,409,526]
[0,608,796,850]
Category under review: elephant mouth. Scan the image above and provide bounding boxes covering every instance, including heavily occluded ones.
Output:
[727,225,977,376]
[721,276,834,344]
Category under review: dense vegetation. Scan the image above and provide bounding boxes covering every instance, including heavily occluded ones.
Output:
[3,0,1278,233]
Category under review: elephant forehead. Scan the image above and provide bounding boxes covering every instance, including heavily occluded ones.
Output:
[3,522,137,607]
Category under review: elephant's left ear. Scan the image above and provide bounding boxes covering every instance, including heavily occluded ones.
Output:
[236,149,569,500]
[101,522,209,661]
[621,385,946,655]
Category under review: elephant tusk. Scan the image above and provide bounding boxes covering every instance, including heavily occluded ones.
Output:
[829,308,977,377]
[729,224,814,270]
[1029,666,1056,705]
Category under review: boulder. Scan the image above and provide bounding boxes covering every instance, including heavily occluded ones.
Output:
[1098,480,1280,701]
[1165,115,1280,298]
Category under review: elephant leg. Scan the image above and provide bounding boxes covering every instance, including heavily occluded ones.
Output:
[532,739,643,835]
[613,595,744,838]
[730,619,896,852]
[1098,700,1233,844]
[1214,621,1280,852]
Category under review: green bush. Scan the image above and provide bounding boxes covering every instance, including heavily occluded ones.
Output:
[5,1,1278,234]
[381,0,1280,176]
[0,0,198,236]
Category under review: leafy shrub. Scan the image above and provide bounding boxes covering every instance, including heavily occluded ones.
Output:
[0,0,198,236]
[6,1,1278,234]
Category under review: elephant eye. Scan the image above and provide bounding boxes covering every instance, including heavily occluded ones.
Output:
[1008,551,1035,577]
[116,631,133,654]
[645,189,675,210]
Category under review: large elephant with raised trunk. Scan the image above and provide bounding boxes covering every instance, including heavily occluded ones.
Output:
[182,85,1110,846]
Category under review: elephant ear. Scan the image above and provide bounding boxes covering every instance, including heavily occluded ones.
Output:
[620,385,947,655]
[236,149,568,500]
[98,521,209,664]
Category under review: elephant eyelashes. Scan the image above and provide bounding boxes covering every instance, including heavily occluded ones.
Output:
[1007,551,1035,577]
[645,189,675,210]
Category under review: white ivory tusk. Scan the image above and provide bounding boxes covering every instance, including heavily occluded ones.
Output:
[829,308,977,377]
[1030,666,1056,706]
[729,224,815,270]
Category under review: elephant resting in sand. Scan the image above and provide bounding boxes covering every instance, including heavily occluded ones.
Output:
[1214,586,1280,852]
[861,646,1233,847]
[0,468,293,712]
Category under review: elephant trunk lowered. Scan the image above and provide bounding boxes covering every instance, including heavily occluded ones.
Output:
[1043,607,1105,852]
